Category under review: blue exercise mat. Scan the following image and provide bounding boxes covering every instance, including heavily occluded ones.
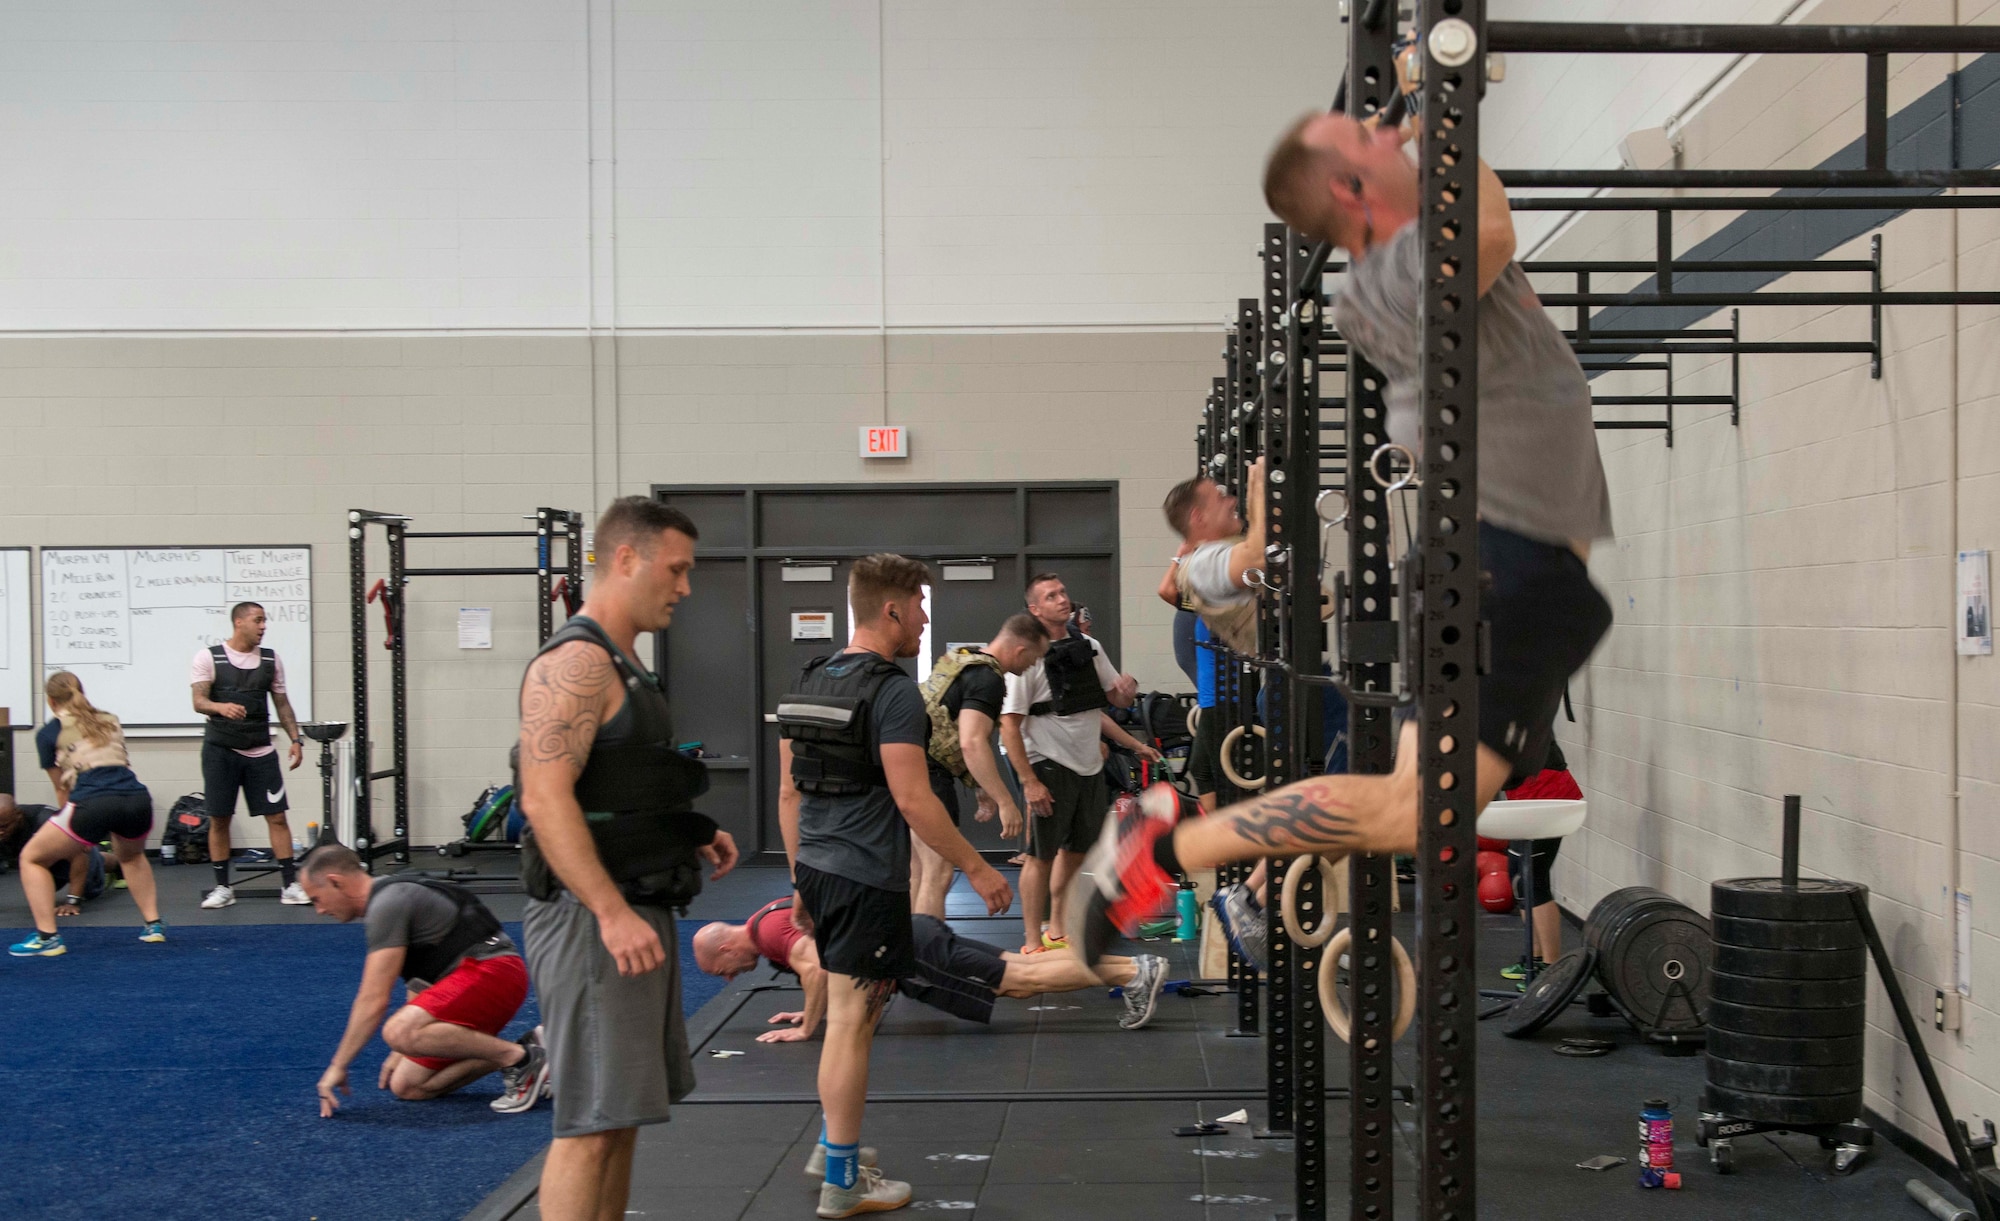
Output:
[0,919,727,1221]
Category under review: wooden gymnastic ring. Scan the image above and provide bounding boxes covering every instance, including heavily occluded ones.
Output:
[1281,854,1341,948]
[1217,724,1268,791]
[1187,704,1201,738]
[1320,927,1416,1044]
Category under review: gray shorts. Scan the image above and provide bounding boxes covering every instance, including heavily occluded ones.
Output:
[523,892,695,1139]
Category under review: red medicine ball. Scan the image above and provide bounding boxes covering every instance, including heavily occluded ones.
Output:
[1477,836,1508,854]
[1478,871,1516,914]
[1475,850,1509,878]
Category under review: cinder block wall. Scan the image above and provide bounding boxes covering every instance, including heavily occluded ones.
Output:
[1531,0,1999,1157]
[0,330,1212,844]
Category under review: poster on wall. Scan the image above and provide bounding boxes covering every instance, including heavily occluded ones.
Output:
[1958,550,1992,656]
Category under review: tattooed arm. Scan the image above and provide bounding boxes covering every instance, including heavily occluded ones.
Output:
[518,640,664,976]
[191,679,245,720]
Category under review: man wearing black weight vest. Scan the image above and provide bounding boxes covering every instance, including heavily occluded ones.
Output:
[776,553,1013,1217]
[515,497,741,1221]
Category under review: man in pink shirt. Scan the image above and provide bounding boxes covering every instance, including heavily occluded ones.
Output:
[189,602,306,907]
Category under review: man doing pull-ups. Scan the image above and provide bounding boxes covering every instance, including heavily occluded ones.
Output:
[1075,94,1613,959]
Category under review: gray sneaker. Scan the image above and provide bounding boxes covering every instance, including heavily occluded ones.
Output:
[816,1164,911,1218]
[1119,953,1168,1030]
[804,1142,879,1180]
[1210,883,1268,971]
[490,1043,549,1114]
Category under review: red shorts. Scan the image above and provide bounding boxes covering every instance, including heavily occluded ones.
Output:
[405,953,530,1070]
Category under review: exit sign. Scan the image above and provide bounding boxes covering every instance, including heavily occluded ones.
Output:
[860,425,909,458]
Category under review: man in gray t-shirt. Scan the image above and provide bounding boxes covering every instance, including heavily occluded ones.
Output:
[299,844,547,1118]
[1074,93,1620,970]
[777,554,1014,1216]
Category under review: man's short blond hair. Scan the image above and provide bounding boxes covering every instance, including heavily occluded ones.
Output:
[1263,111,1344,235]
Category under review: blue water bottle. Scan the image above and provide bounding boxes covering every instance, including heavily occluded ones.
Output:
[1174,884,1200,942]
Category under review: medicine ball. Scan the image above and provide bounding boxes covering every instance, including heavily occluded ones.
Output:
[1476,850,1509,878]
[1479,871,1516,914]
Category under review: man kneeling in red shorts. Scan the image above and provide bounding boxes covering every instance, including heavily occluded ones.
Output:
[301,844,549,1116]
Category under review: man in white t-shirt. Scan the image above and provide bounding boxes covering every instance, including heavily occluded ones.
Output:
[190,601,306,907]
[999,573,1155,953]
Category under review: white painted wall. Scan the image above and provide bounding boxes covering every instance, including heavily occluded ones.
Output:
[0,0,1342,332]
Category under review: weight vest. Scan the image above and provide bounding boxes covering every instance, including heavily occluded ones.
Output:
[776,651,912,796]
[1175,550,1259,655]
[517,615,717,906]
[1028,635,1109,718]
[204,645,276,750]
[919,647,1004,781]
[53,710,131,792]
[370,875,509,985]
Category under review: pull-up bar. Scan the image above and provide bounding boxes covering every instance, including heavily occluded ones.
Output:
[1487,22,2000,54]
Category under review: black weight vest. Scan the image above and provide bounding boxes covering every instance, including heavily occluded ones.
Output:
[776,651,911,796]
[518,616,716,905]
[204,645,276,750]
[371,875,509,985]
[1029,635,1109,718]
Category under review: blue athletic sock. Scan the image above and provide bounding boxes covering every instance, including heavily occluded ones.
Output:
[824,1140,860,1190]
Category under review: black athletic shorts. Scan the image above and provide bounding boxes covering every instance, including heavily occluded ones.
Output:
[794,862,917,981]
[64,790,155,843]
[927,765,964,827]
[1187,705,1225,797]
[1027,759,1108,861]
[1474,523,1613,787]
[202,742,289,817]
[897,913,1009,1024]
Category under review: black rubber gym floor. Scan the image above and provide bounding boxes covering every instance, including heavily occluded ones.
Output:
[468,867,1965,1221]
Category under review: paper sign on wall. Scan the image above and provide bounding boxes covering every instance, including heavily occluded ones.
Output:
[1959,550,1992,656]
[458,607,493,649]
[791,612,834,641]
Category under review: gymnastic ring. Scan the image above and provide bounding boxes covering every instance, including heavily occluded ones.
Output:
[1186,704,1202,738]
[1280,854,1341,948]
[1217,724,1268,791]
[1320,927,1417,1045]
[1366,442,1421,496]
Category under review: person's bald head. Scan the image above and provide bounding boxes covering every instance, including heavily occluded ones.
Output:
[693,920,760,980]
[0,794,18,836]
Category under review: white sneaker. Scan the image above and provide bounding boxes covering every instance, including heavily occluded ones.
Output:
[817,1165,910,1218]
[279,883,311,905]
[200,885,236,910]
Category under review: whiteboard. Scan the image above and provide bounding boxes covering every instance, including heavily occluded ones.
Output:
[0,549,30,727]
[40,547,313,728]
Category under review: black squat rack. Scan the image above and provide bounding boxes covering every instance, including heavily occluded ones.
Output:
[1189,13,2000,1221]
[347,507,584,869]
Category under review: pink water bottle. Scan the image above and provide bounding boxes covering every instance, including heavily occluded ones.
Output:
[1639,1098,1682,1189]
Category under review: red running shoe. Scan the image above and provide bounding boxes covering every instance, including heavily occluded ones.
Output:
[1068,785,1185,976]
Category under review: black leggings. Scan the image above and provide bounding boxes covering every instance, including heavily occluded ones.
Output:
[1508,837,1561,907]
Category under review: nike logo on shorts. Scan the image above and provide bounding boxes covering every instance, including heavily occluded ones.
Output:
[265,789,285,803]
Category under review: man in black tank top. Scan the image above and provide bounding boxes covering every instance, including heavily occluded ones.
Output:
[515,497,740,1221]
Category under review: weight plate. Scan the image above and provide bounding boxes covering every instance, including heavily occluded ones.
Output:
[1706,1028,1864,1068]
[1712,914,1865,951]
[1579,888,1712,1033]
[1583,887,1681,956]
[1714,943,1867,980]
[1712,970,1867,1010]
[1704,1083,1863,1127]
[1712,877,1869,922]
[1502,947,1596,1039]
[1708,998,1867,1039]
[1554,1042,1612,1058]
[1706,1054,1864,1097]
